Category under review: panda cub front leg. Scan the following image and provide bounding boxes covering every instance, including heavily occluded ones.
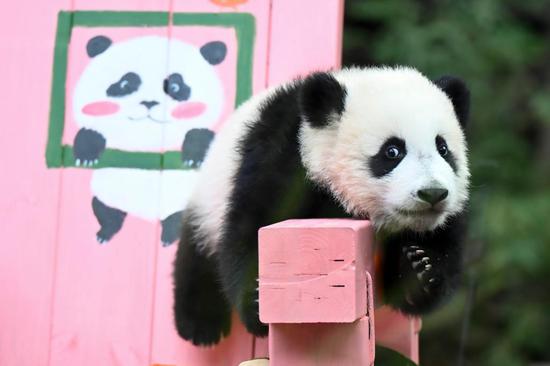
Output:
[381,214,465,315]
[181,128,215,168]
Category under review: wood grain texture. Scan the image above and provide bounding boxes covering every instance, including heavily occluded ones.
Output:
[259,219,374,323]
[0,1,71,365]
[48,1,169,365]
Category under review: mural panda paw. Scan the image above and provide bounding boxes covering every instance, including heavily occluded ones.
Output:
[181,128,215,169]
[96,235,109,244]
[73,128,106,167]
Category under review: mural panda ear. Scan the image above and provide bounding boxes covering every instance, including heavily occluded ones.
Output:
[299,72,347,129]
[200,41,227,65]
[434,76,470,128]
[87,35,112,57]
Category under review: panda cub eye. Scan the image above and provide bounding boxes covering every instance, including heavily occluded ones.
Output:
[385,146,401,159]
[163,73,191,101]
[368,137,407,178]
[436,135,449,157]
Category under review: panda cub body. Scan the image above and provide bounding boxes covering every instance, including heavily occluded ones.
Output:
[173,66,470,346]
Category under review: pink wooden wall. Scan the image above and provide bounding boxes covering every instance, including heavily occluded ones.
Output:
[0,1,344,365]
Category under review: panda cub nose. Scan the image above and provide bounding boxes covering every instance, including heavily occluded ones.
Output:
[417,188,448,205]
[141,100,159,109]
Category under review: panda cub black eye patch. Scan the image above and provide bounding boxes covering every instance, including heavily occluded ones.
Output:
[436,135,458,173]
[106,72,141,97]
[163,73,191,101]
[369,137,407,178]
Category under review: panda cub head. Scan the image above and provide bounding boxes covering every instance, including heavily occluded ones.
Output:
[73,35,227,151]
[299,67,470,233]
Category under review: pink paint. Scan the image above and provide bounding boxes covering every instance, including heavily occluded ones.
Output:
[171,102,206,119]
[260,220,376,366]
[81,101,119,116]
[269,316,374,366]
[259,219,374,324]
[259,219,420,365]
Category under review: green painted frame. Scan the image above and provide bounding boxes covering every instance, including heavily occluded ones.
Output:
[46,11,256,170]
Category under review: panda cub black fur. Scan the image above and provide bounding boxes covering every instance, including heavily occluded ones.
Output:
[173,66,470,346]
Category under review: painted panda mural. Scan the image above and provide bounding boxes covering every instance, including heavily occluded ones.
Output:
[72,35,227,245]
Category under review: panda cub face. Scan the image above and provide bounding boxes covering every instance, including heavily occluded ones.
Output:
[73,36,227,151]
[300,67,470,233]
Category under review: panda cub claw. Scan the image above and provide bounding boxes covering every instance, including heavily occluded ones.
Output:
[402,245,440,296]
[237,287,268,338]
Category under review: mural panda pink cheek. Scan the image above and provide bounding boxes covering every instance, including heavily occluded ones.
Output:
[81,101,120,116]
[171,102,206,119]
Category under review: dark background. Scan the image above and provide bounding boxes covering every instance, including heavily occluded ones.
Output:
[343,0,550,365]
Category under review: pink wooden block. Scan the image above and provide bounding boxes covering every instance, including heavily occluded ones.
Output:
[268,271,375,366]
[259,219,374,324]
[375,306,422,364]
[269,317,374,366]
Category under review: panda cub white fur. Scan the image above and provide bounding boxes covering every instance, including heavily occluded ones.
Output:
[173,66,470,346]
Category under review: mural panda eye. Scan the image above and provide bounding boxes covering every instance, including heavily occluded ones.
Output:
[163,73,191,101]
[106,72,141,97]
[436,135,449,157]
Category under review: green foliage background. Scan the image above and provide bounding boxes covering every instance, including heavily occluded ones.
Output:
[343,0,550,364]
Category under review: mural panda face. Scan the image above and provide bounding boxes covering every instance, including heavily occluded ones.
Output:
[73,35,227,151]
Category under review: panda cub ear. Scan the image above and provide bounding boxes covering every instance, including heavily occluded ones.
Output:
[299,72,347,129]
[86,35,112,57]
[434,76,470,128]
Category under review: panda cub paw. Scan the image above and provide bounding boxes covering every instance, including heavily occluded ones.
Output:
[238,287,268,338]
[402,245,440,296]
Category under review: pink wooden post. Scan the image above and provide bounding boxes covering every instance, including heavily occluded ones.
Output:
[375,306,422,364]
[259,219,376,366]
[257,219,421,365]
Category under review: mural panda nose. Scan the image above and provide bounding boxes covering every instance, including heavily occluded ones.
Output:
[140,100,159,109]
[417,188,448,205]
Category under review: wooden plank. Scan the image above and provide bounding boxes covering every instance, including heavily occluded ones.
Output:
[0,1,71,365]
[49,1,171,365]
[267,0,344,85]
[149,1,272,365]
[269,317,374,366]
[258,219,374,324]
[259,219,375,366]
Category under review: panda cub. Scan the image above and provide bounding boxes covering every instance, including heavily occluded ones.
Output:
[173,66,470,346]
